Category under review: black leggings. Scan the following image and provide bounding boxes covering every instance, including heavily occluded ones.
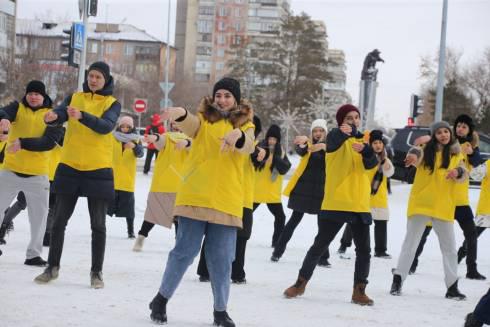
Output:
[253,202,286,247]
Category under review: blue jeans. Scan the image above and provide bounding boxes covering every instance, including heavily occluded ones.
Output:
[159,216,237,311]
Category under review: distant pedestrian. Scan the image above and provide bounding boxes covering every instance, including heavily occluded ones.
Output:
[143,113,165,174]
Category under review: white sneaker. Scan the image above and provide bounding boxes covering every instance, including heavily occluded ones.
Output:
[133,235,145,252]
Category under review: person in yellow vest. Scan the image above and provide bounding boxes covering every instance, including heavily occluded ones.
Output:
[390,121,467,300]
[252,124,291,248]
[34,62,121,289]
[408,115,485,279]
[468,160,490,240]
[108,116,144,239]
[0,80,63,265]
[271,119,330,265]
[197,115,264,284]
[132,121,191,251]
[42,127,65,247]
[284,104,378,306]
[148,77,254,326]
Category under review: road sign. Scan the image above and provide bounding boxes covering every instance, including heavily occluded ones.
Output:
[133,98,147,113]
[73,23,85,51]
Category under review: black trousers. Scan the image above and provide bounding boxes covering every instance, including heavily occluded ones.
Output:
[340,220,387,254]
[48,193,108,272]
[299,217,371,284]
[253,202,286,247]
[412,206,479,272]
[143,148,159,174]
[198,208,253,280]
[410,226,432,271]
[459,226,486,258]
[137,220,179,238]
[273,210,329,261]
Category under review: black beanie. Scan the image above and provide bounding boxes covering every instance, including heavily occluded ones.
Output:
[88,61,111,82]
[369,129,384,145]
[265,124,281,143]
[25,80,47,97]
[454,114,474,136]
[213,77,241,104]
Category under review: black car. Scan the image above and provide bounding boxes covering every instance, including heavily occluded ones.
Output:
[390,126,490,184]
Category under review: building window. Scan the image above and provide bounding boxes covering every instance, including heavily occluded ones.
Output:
[235,8,241,17]
[235,22,241,31]
[124,44,133,56]
[218,7,228,17]
[248,9,257,16]
[217,34,225,45]
[197,20,213,33]
[217,48,225,57]
[195,60,211,73]
[218,21,226,31]
[195,73,210,82]
[105,43,112,54]
[216,62,225,71]
[258,9,279,17]
[198,6,214,15]
[200,33,212,42]
[196,46,212,56]
[90,42,98,54]
[232,35,241,45]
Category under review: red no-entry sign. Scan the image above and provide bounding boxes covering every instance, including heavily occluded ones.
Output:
[133,98,147,113]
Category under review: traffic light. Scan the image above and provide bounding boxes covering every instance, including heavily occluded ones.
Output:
[88,0,98,16]
[60,25,77,67]
[411,94,424,118]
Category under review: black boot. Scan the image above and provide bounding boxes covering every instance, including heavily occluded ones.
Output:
[213,310,235,327]
[149,292,168,324]
[390,274,402,296]
[445,280,466,300]
[0,223,7,245]
[467,268,486,281]
[465,313,483,327]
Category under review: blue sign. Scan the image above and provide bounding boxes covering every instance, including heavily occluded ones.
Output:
[73,23,85,51]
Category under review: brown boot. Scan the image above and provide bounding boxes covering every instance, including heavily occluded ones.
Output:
[352,283,374,306]
[284,276,308,298]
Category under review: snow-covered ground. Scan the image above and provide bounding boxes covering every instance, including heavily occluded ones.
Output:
[1,163,489,327]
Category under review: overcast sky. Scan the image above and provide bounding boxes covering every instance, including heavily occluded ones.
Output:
[17,0,490,127]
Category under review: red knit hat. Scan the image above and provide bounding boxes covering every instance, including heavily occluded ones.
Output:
[336,104,360,126]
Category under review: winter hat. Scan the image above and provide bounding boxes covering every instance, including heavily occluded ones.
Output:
[118,116,134,128]
[253,115,262,139]
[25,80,47,97]
[454,114,474,136]
[152,114,160,124]
[265,124,281,143]
[88,61,111,82]
[430,121,452,135]
[336,104,360,126]
[310,119,328,133]
[369,129,384,145]
[213,77,241,104]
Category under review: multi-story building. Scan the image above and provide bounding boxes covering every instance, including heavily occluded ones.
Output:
[0,0,16,94]
[174,0,290,101]
[324,49,351,108]
[14,19,176,114]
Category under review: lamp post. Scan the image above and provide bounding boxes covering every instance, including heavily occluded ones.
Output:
[434,0,448,122]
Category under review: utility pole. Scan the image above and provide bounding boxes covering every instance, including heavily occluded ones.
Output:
[164,0,171,108]
[434,0,448,122]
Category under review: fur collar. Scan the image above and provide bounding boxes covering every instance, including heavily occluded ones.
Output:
[198,96,253,128]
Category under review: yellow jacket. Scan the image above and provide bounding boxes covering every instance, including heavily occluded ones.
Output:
[453,148,471,206]
[150,132,190,193]
[408,151,465,221]
[4,103,51,175]
[321,136,372,213]
[60,92,116,171]
[253,157,283,204]
[112,136,138,192]
[477,160,490,216]
[175,114,254,218]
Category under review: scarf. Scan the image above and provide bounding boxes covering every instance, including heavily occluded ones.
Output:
[113,131,140,143]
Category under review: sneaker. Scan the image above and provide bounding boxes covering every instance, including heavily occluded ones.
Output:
[467,270,486,281]
[390,274,402,296]
[270,255,280,262]
[133,235,145,252]
[90,271,104,289]
[128,232,135,239]
[199,275,210,282]
[317,259,332,268]
[213,310,235,327]
[445,281,466,300]
[374,252,392,259]
[24,257,47,267]
[34,266,59,284]
[231,277,246,284]
[149,292,168,324]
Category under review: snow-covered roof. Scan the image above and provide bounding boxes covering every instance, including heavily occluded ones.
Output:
[16,19,166,45]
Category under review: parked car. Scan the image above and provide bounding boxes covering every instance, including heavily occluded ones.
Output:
[390,126,490,184]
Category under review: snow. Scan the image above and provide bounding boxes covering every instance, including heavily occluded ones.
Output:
[1,164,489,327]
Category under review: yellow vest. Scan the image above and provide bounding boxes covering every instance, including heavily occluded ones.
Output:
[368,166,389,209]
[453,145,471,206]
[407,151,464,221]
[253,157,284,204]
[150,132,190,193]
[476,160,490,216]
[60,92,116,171]
[321,137,371,212]
[112,136,138,192]
[175,115,254,218]
[0,140,6,170]
[48,145,62,181]
[4,103,50,175]
[283,150,311,197]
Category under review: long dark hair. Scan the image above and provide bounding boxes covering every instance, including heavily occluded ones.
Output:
[422,130,455,173]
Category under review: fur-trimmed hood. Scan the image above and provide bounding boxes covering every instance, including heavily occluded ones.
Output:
[198,96,253,128]
[435,139,461,155]
[456,131,479,149]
